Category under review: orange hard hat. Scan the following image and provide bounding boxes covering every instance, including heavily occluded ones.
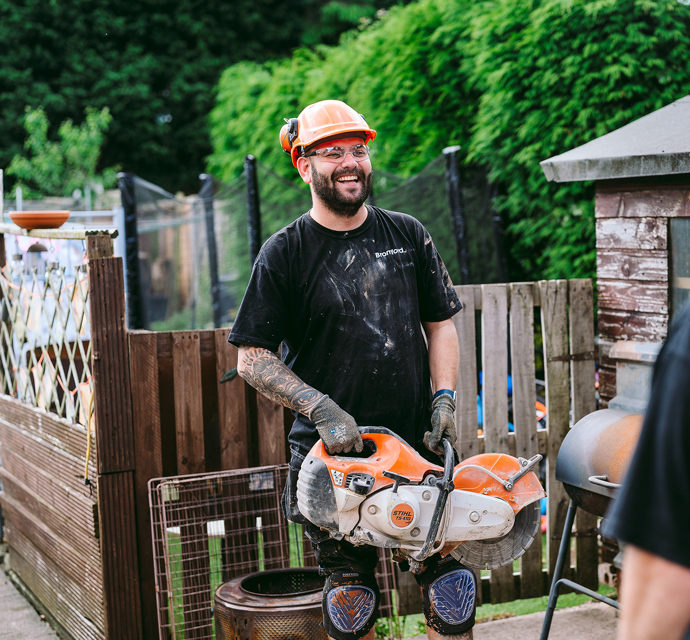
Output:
[279,100,376,167]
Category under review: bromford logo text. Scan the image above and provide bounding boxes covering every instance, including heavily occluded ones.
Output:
[375,247,407,259]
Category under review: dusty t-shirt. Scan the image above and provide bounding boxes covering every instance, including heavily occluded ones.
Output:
[228,206,462,454]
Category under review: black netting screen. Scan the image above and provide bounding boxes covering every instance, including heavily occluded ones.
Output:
[133,176,214,330]
[124,156,504,330]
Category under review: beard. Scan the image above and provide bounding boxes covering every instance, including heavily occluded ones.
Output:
[310,163,373,218]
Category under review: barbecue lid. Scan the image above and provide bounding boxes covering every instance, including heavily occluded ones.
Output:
[556,409,643,500]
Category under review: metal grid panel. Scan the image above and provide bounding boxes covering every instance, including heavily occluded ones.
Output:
[149,465,399,640]
[0,256,93,427]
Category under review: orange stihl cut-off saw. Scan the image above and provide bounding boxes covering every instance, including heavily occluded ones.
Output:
[297,428,545,573]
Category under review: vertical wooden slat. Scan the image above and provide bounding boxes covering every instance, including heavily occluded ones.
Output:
[509,283,542,598]
[482,285,509,453]
[453,285,479,460]
[128,331,164,640]
[569,279,599,590]
[481,284,515,603]
[215,332,260,581]
[509,283,537,459]
[539,280,571,582]
[173,331,206,474]
[171,331,211,638]
[87,235,142,639]
[256,394,286,466]
[255,394,288,567]
[215,331,252,470]
[98,472,143,640]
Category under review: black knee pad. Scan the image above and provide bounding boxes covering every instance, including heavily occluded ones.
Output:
[322,570,380,640]
[418,554,477,635]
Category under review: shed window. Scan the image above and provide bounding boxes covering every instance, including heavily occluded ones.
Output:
[670,218,690,318]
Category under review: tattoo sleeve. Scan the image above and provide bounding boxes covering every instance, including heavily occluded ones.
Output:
[238,346,324,416]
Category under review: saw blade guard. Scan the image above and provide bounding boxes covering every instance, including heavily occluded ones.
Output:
[453,453,545,514]
[450,453,545,571]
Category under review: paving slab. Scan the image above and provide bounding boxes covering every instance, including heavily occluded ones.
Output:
[0,568,59,639]
[406,601,618,640]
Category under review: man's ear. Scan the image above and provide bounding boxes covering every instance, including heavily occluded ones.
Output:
[296,156,312,184]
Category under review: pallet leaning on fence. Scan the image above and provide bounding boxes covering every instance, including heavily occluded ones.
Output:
[453,280,598,602]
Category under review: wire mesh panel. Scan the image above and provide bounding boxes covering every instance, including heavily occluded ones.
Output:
[0,242,93,426]
[149,465,399,640]
[133,177,214,331]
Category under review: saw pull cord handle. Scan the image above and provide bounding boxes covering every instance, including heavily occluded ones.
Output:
[415,437,455,561]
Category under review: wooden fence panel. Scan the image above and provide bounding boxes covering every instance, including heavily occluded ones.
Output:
[481,284,515,603]
[569,279,599,590]
[509,283,542,598]
[539,280,572,582]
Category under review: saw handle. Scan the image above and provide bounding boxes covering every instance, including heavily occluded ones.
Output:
[415,438,455,561]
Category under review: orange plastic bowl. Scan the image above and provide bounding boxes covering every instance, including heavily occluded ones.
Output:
[9,211,70,230]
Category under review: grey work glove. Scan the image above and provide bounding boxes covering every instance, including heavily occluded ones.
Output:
[309,395,363,454]
[424,393,457,456]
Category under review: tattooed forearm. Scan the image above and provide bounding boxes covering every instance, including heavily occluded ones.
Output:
[237,346,324,416]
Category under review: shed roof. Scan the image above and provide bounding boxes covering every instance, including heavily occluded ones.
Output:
[540,95,690,182]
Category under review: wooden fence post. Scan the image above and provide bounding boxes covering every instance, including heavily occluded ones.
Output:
[87,233,143,639]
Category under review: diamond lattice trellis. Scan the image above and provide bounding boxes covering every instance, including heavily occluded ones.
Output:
[0,260,93,427]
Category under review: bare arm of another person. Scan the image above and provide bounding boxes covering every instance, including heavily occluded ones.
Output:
[237,345,363,453]
[618,545,690,640]
[422,318,460,455]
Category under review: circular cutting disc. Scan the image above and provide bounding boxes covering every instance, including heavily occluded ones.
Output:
[450,501,541,571]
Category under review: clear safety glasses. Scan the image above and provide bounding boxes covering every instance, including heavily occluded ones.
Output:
[303,144,370,162]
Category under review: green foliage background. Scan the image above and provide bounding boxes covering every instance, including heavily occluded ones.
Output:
[209,0,690,282]
[0,0,401,193]
[7,107,118,198]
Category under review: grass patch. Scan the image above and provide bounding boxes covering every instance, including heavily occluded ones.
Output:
[395,584,618,638]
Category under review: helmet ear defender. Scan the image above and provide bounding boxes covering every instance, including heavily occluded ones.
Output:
[287,118,299,145]
[280,118,300,154]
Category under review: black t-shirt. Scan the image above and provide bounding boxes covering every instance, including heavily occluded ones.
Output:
[228,206,462,454]
[604,302,690,568]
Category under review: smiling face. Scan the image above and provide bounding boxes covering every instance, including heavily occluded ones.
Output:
[297,136,373,219]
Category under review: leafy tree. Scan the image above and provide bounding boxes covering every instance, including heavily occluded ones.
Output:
[7,107,118,199]
[209,0,690,283]
[0,0,402,194]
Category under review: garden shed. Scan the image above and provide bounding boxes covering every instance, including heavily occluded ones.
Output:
[540,94,690,409]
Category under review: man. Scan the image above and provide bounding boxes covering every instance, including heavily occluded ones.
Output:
[603,302,690,640]
[229,99,474,640]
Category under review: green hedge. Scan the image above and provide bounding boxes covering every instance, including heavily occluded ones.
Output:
[209,0,690,282]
